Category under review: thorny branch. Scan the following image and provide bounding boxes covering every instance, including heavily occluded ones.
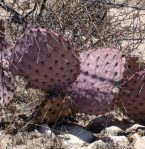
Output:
[84,0,145,10]
[37,0,47,20]
[0,0,145,54]
[0,0,23,24]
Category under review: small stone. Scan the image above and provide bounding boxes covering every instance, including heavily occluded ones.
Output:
[33,130,42,138]
[37,124,55,139]
[101,126,123,136]
[61,134,88,149]
[38,124,50,133]
[86,112,131,132]
[86,114,114,132]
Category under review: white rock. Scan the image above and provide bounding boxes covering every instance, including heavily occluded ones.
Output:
[101,126,123,136]
[60,134,88,149]
[134,136,145,149]
[88,136,130,149]
[109,136,129,146]
[87,140,107,149]
[39,124,50,132]
[128,133,140,142]
[101,136,130,148]
[126,124,145,132]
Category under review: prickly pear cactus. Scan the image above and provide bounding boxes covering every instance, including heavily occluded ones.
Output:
[116,70,145,123]
[69,48,126,115]
[10,28,80,91]
[30,95,75,124]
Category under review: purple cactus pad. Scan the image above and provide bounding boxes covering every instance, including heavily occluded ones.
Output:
[10,28,80,91]
[69,48,126,115]
[116,70,145,123]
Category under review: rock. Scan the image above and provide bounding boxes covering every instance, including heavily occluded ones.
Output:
[126,124,145,138]
[87,140,107,149]
[86,114,114,132]
[134,136,145,149]
[57,124,96,143]
[100,136,130,149]
[101,126,124,136]
[137,129,145,136]
[87,136,131,149]
[60,134,88,149]
[126,124,145,133]
[37,124,55,139]
[128,133,140,142]
[38,124,51,133]
[107,136,129,147]
[86,112,132,132]
[57,124,96,149]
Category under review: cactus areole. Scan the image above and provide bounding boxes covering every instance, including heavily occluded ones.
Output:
[69,48,126,115]
[10,28,80,91]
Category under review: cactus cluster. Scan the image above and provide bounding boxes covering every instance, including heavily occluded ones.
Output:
[1,19,145,124]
